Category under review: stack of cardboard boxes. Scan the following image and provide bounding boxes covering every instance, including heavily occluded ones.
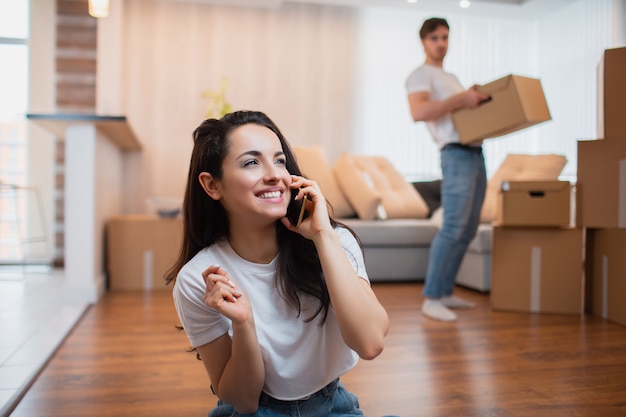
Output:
[490,179,583,315]
[578,46,626,326]
[487,47,626,324]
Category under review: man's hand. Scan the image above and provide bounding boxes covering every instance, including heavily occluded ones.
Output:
[462,85,490,108]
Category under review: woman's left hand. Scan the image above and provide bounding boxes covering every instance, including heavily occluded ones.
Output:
[281,175,332,238]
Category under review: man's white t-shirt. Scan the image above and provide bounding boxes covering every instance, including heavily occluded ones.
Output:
[172,227,368,401]
[406,64,466,149]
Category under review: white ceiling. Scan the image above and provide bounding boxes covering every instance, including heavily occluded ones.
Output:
[162,0,572,19]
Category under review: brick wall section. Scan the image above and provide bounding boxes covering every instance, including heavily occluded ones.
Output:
[54,0,97,266]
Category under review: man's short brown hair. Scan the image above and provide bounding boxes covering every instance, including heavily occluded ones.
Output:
[419,17,449,39]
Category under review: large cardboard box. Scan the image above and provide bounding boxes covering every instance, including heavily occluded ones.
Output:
[107,215,182,291]
[597,47,626,139]
[585,229,626,326]
[494,180,570,227]
[576,139,626,228]
[452,74,551,144]
[491,227,584,314]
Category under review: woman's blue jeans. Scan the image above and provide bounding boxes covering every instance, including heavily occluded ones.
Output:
[207,379,365,417]
[423,144,486,300]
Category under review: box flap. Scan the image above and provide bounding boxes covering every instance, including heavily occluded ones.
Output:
[476,74,513,96]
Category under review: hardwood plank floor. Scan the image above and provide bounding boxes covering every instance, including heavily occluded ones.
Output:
[8,283,626,417]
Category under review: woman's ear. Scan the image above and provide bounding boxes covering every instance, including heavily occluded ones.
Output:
[198,172,221,200]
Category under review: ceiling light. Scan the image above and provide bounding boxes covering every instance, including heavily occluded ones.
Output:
[89,0,109,18]
[460,0,470,8]
[407,0,418,3]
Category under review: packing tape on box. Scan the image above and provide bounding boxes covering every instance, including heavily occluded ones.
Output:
[144,250,153,290]
[602,255,609,319]
[530,246,541,312]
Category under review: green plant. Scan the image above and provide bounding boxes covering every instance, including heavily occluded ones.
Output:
[202,76,233,119]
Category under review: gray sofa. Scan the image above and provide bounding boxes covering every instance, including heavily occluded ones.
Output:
[341,217,493,292]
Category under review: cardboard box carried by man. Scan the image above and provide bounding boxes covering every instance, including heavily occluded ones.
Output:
[452,74,552,144]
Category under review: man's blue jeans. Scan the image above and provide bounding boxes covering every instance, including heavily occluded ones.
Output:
[423,144,486,300]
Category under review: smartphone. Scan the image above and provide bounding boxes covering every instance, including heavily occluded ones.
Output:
[286,189,308,227]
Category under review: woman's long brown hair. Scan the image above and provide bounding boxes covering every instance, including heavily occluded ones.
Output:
[165,110,361,323]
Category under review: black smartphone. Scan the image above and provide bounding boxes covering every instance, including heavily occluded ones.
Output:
[286,189,308,227]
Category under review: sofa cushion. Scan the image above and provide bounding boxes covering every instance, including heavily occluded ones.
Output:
[333,154,383,220]
[481,154,567,223]
[341,218,438,246]
[293,147,355,218]
[334,154,430,220]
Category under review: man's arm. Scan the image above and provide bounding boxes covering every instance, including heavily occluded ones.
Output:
[408,86,489,122]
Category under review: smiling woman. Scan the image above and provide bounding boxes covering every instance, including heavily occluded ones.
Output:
[164,110,394,416]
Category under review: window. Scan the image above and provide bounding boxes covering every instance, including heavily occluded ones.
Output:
[0,0,31,262]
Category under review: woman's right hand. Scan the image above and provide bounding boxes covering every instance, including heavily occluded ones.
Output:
[281,175,333,239]
[202,265,252,323]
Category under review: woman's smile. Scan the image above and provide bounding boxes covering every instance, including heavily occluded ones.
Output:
[256,189,284,201]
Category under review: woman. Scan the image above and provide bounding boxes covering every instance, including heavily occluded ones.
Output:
[166,110,390,417]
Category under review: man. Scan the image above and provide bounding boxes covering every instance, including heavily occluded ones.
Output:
[406,17,489,322]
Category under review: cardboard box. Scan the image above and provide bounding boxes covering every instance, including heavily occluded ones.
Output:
[452,74,551,144]
[107,215,182,291]
[597,47,626,139]
[491,227,584,314]
[576,139,626,228]
[585,229,626,326]
[494,180,570,227]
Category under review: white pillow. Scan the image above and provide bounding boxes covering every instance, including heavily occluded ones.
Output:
[333,154,383,220]
[333,153,430,220]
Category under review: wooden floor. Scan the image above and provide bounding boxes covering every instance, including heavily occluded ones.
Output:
[8,283,626,417]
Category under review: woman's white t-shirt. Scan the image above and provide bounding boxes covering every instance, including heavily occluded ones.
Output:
[172,226,368,401]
